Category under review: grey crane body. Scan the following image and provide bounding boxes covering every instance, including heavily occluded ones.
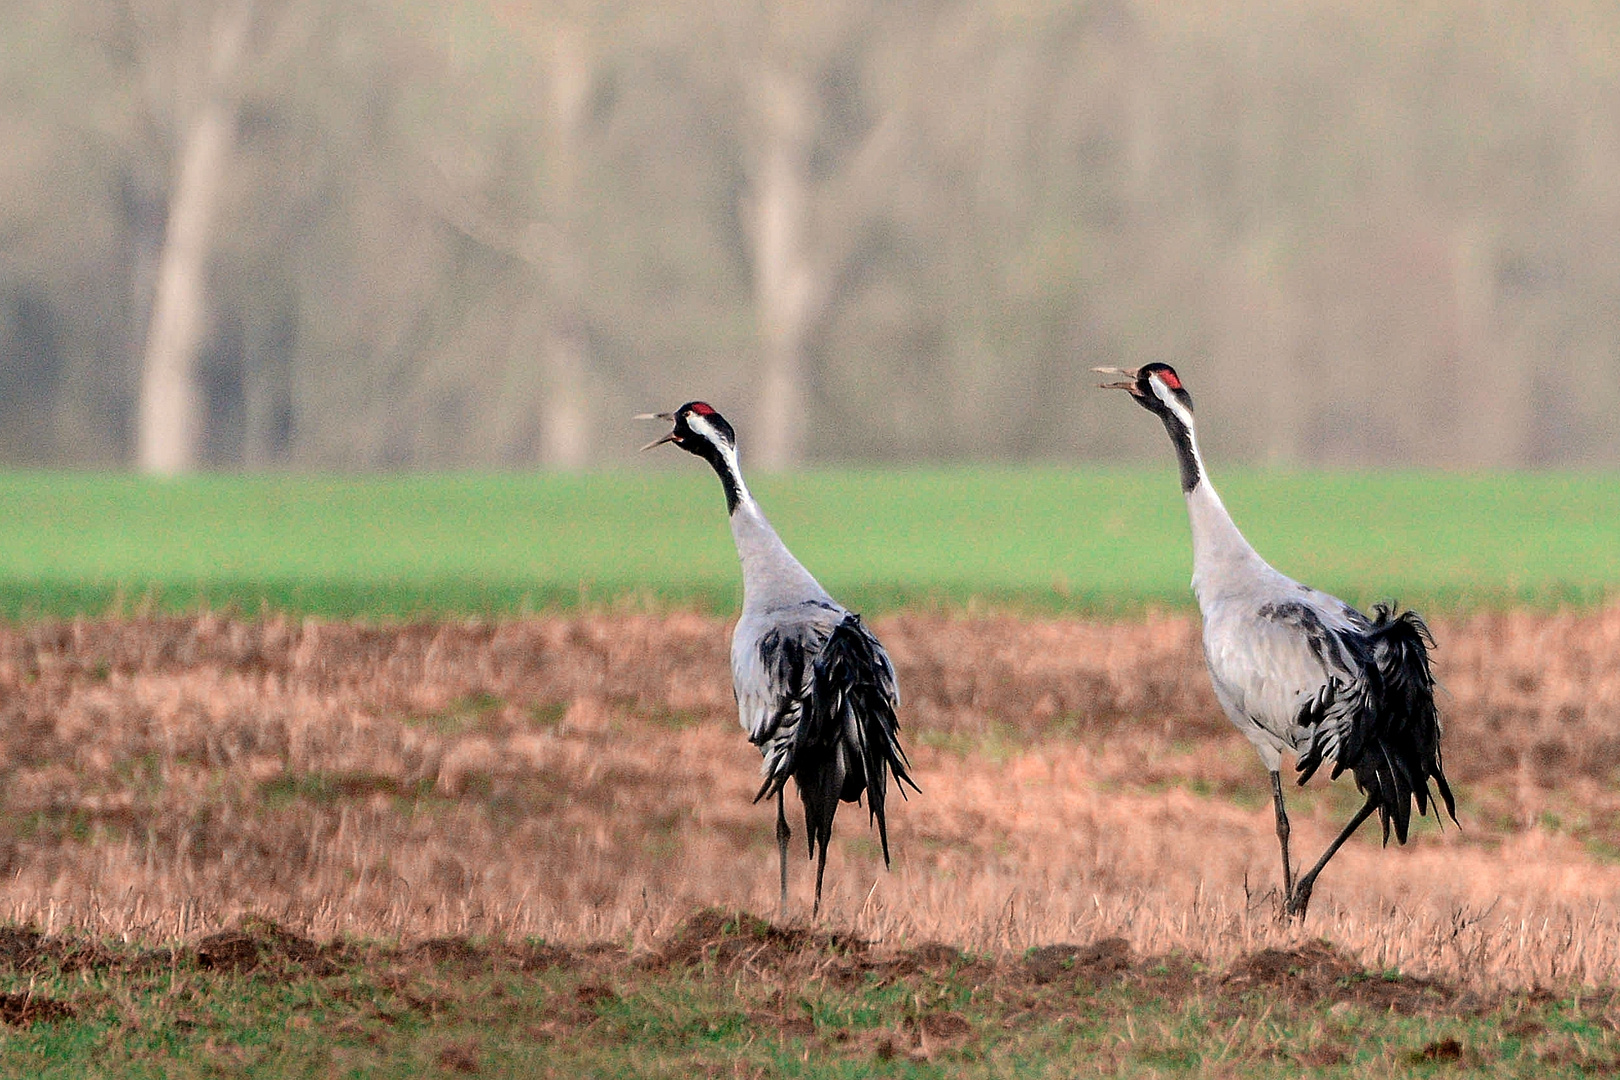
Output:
[1099,364,1455,919]
[640,402,915,916]
[1190,479,1362,772]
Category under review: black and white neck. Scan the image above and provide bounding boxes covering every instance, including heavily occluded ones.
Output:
[639,401,830,612]
[642,401,748,515]
[683,411,750,516]
[1097,363,1267,598]
[1141,373,1203,494]
[694,424,831,615]
[1096,361,1205,494]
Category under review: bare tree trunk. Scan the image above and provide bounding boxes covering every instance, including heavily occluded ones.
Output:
[1244,244,1303,465]
[539,317,590,468]
[137,104,232,473]
[537,25,591,470]
[136,2,251,475]
[748,68,818,471]
[1451,220,1528,467]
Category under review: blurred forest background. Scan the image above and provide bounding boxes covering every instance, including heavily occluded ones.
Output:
[2,0,1618,473]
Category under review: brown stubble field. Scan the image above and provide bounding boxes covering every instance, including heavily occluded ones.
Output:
[0,608,1617,994]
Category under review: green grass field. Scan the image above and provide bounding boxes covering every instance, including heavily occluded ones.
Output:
[0,469,1615,619]
[0,916,1610,1078]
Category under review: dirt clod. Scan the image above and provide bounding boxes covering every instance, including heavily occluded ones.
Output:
[195,920,335,977]
[575,983,616,1009]
[0,928,42,969]
[0,993,74,1026]
[1410,1037,1464,1063]
[649,908,864,976]
[412,938,485,969]
[1298,1043,1349,1067]
[196,930,262,972]
[1224,940,1453,1014]
[749,1010,817,1039]
[1225,942,1356,989]
[1024,937,1134,985]
[918,1011,972,1039]
[436,1039,481,1073]
[900,942,962,972]
[515,942,574,973]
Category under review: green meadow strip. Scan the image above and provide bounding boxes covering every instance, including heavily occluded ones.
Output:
[0,469,1613,620]
[0,925,1609,1077]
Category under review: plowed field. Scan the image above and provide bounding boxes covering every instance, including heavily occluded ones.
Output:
[0,609,1616,993]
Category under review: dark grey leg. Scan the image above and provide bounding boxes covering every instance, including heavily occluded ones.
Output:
[1270,770,1294,900]
[775,791,791,917]
[812,840,829,919]
[1286,796,1379,921]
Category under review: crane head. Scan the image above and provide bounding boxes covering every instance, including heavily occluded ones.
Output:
[1094,363,1194,420]
[634,401,737,456]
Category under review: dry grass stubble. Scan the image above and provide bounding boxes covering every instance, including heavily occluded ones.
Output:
[0,609,1616,990]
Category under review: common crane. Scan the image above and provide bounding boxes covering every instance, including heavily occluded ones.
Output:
[638,402,918,916]
[1096,364,1456,919]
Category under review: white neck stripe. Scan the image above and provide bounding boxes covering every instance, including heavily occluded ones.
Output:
[1149,376,1195,433]
[686,413,725,448]
[1165,395,1195,434]
[687,414,752,505]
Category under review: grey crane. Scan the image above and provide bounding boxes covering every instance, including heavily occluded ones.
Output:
[637,401,918,916]
[1096,364,1456,919]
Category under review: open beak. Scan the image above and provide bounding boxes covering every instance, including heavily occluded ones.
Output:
[634,412,678,451]
[1092,366,1141,392]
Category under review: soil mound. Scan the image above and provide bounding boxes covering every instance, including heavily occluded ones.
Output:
[1023,937,1134,985]
[649,908,866,974]
[0,992,74,1026]
[195,918,339,977]
[1223,940,1454,1014]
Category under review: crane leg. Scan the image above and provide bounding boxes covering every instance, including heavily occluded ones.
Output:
[1270,770,1294,901]
[1286,795,1378,921]
[775,792,791,918]
[812,839,829,920]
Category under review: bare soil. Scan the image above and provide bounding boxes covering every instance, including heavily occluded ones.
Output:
[0,609,1615,990]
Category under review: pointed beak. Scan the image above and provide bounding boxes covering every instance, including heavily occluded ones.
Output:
[634,412,678,452]
[1092,366,1141,392]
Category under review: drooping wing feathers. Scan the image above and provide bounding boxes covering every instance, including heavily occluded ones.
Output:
[1293,603,1457,844]
[1290,676,1368,786]
[743,622,822,789]
[749,613,917,869]
[803,614,918,864]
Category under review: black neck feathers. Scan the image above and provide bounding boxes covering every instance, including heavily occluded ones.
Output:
[664,404,744,514]
[697,444,744,514]
[1159,412,1201,493]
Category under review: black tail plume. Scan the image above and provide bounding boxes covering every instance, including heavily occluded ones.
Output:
[1355,604,1457,844]
[803,614,919,869]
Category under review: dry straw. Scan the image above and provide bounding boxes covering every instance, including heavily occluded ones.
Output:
[0,607,1616,990]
